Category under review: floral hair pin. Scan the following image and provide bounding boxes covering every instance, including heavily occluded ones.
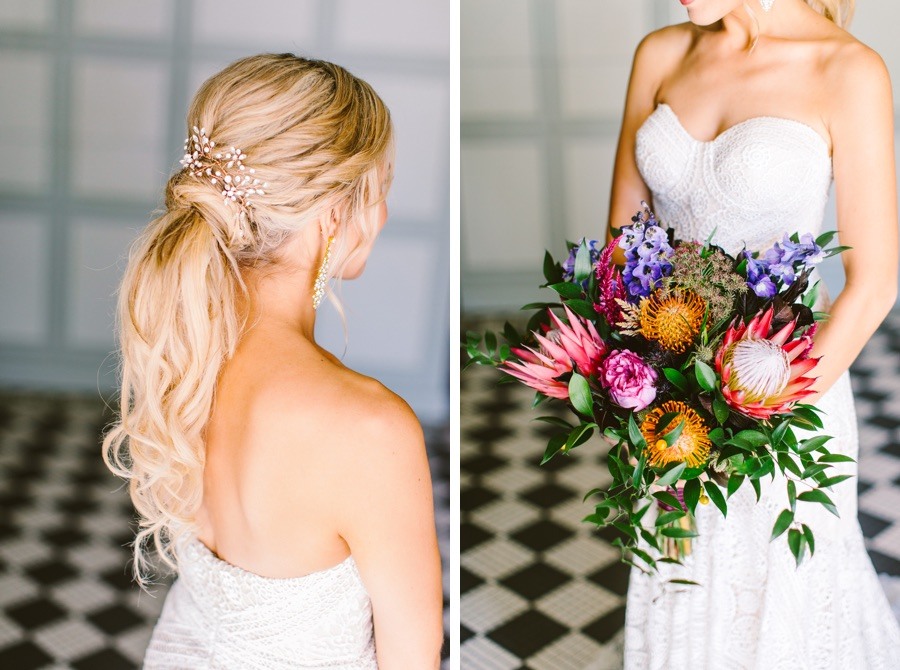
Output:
[179,126,268,210]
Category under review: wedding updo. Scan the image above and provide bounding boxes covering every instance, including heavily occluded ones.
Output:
[102,53,393,588]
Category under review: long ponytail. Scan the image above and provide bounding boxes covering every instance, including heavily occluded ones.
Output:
[101,53,393,589]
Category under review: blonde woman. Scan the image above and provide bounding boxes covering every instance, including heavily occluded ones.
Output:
[608,0,900,667]
[102,54,443,669]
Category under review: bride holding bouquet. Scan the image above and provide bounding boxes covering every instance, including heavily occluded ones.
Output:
[608,0,900,666]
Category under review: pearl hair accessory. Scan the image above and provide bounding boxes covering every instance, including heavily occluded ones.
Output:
[312,236,334,310]
[179,126,268,211]
[760,0,776,11]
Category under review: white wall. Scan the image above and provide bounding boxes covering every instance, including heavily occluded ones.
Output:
[461,0,900,312]
[0,0,450,423]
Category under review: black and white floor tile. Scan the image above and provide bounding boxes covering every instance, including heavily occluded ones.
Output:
[461,309,900,670]
[0,392,450,669]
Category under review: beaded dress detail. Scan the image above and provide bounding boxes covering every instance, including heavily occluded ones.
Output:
[143,533,376,669]
[623,102,900,669]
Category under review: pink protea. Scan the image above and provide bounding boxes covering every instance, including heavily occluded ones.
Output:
[594,243,626,324]
[503,306,607,400]
[714,307,819,420]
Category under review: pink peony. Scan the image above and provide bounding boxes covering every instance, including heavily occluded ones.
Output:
[600,350,657,410]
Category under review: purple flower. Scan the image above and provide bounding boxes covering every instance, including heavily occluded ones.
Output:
[600,350,658,411]
[750,275,777,298]
[618,212,674,299]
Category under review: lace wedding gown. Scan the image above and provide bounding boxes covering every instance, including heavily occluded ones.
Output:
[624,102,900,669]
[143,532,377,669]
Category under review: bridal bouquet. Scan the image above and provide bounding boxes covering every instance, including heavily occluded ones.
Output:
[465,203,851,579]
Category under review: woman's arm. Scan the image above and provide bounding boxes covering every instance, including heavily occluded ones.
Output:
[337,387,444,669]
[607,26,689,248]
[807,44,898,400]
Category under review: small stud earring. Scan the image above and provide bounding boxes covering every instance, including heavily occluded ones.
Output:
[760,0,776,11]
[312,236,334,310]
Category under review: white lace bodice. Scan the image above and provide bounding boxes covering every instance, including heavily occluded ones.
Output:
[143,533,377,669]
[635,102,833,254]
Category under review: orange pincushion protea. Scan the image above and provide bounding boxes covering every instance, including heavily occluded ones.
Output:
[639,290,706,353]
[641,400,711,468]
[715,307,819,420]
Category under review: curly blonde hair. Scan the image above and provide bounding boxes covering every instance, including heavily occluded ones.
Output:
[102,53,393,589]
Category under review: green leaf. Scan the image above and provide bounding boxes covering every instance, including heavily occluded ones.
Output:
[818,474,853,489]
[797,435,832,454]
[627,412,645,449]
[612,521,638,542]
[788,527,805,566]
[667,578,702,586]
[541,434,567,465]
[818,453,856,464]
[661,419,686,448]
[703,480,728,517]
[799,463,830,479]
[777,452,802,477]
[652,490,684,510]
[713,394,730,425]
[543,250,558,283]
[750,477,762,501]
[608,454,624,482]
[683,478,701,514]
[574,240,592,282]
[770,420,791,448]
[727,473,745,498]
[694,360,717,393]
[632,452,646,489]
[655,462,687,487]
[583,510,612,525]
[798,489,840,518]
[801,523,816,557]
[815,230,838,247]
[568,374,593,417]
[660,526,699,539]
[770,508,794,541]
[708,427,726,447]
[565,423,596,452]
[655,411,680,435]
[787,479,797,512]
[639,528,662,552]
[663,367,689,392]
[549,282,584,299]
[655,510,687,526]
[484,331,497,356]
[734,430,770,447]
[791,406,824,430]
[629,546,657,569]
[564,299,596,319]
[534,415,574,430]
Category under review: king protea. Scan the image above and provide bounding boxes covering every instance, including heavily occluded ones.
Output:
[715,307,819,419]
[503,306,607,400]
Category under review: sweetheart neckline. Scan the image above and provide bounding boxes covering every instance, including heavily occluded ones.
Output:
[187,533,356,582]
[654,102,832,158]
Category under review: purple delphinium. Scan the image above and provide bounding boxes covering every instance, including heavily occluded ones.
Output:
[743,252,778,298]
[562,238,602,284]
[618,207,674,299]
[763,233,825,285]
[743,233,825,296]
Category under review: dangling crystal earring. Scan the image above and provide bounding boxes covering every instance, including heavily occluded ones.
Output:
[760,0,776,11]
[312,236,334,310]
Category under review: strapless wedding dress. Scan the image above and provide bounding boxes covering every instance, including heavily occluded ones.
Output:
[143,532,377,669]
[623,102,900,669]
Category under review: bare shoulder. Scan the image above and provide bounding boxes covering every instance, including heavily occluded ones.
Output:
[634,22,693,69]
[246,350,423,469]
[821,31,891,100]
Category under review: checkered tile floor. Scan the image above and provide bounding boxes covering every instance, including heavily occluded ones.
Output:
[0,392,450,669]
[461,309,900,670]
